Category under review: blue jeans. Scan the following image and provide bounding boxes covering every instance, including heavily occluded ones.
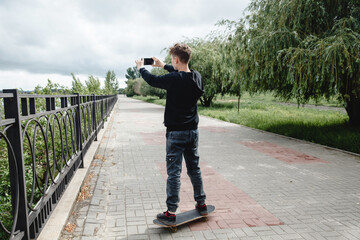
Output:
[165,129,206,212]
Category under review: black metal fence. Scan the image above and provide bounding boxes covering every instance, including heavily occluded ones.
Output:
[0,89,117,240]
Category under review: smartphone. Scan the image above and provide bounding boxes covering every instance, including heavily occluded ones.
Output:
[144,58,154,65]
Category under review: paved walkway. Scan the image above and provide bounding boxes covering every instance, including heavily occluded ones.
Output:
[60,95,360,240]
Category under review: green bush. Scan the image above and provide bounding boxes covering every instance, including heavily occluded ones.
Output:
[125,79,141,97]
[140,79,166,99]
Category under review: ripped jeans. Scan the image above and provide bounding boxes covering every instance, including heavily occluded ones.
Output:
[165,129,206,212]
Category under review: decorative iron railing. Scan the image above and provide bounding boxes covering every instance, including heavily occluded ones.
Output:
[0,89,117,240]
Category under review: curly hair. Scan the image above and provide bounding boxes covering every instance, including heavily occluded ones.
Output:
[169,43,192,64]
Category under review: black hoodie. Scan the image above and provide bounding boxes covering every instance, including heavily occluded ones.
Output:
[139,64,204,131]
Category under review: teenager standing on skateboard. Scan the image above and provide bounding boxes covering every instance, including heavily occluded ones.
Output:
[135,43,207,226]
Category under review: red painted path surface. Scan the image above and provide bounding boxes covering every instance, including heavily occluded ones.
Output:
[238,141,328,164]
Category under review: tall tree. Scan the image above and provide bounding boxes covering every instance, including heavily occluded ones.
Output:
[104,70,119,95]
[125,66,141,80]
[220,19,248,111]
[71,73,86,94]
[86,75,101,94]
[238,0,360,126]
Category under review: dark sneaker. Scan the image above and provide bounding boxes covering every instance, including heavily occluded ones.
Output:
[156,211,176,226]
[196,203,208,216]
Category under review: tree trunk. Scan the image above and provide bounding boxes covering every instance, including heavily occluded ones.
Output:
[345,97,360,128]
[237,85,241,113]
[200,96,214,107]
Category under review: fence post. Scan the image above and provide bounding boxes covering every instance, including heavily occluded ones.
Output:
[92,94,97,141]
[101,96,104,129]
[75,93,84,168]
[3,89,30,240]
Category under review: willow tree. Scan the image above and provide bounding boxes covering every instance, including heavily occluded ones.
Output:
[187,37,226,107]
[220,20,248,112]
[240,0,360,126]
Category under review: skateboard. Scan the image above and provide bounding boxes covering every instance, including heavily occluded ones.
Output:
[153,205,215,232]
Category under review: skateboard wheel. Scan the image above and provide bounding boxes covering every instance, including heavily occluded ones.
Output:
[170,227,178,233]
[202,217,208,222]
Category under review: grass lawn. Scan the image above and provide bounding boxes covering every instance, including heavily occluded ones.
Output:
[216,92,344,107]
[133,95,360,154]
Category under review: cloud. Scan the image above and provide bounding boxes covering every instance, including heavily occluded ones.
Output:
[0,0,250,91]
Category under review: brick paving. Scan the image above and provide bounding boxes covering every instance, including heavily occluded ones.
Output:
[60,95,360,240]
[157,162,284,231]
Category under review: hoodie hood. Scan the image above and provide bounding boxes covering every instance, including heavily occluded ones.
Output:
[189,70,204,98]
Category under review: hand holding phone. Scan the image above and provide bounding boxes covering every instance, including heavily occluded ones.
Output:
[144,58,155,65]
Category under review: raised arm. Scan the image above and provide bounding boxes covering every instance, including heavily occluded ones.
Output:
[135,58,177,90]
[139,68,174,90]
[152,57,176,73]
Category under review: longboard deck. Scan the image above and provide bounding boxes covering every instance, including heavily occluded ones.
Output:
[153,205,215,232]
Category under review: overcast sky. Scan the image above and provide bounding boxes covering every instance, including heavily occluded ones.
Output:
[0,0,250,91]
